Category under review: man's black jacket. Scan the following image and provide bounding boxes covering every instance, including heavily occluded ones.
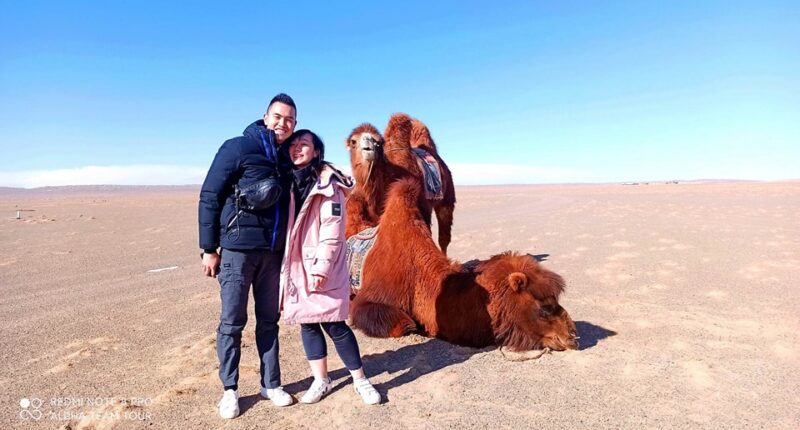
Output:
[198,120,292,252]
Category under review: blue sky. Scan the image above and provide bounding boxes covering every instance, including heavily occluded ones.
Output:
[1,1,798,187]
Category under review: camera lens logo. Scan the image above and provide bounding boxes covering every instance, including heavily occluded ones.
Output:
[19,398,43,420]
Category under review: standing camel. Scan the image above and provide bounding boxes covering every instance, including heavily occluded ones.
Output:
[345,113,456,254]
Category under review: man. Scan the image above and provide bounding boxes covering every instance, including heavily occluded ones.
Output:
[199,93,297,419]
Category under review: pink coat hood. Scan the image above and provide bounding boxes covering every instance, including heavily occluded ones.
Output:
[280,163,354,325]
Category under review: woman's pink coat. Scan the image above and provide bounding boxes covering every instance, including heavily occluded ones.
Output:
[280,164,354,325]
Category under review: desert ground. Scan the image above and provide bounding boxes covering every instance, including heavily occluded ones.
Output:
[1,181,798,429]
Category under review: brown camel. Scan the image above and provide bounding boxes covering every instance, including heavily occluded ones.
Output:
[345,113,456,254]
[349,176,579,351]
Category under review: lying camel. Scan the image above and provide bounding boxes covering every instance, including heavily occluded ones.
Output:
[349,177,579,351]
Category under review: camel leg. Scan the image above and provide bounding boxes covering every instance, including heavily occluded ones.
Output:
[434,202,454,255]
[351,299,416,338]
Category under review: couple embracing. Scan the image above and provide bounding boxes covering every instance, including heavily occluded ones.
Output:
[198,93,380,419]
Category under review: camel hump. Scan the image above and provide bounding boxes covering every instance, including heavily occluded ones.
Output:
[411,118,437,152]
[385,113,413,149]
[388,112,412,127]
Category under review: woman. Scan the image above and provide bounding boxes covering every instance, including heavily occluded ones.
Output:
[280,129,381,405]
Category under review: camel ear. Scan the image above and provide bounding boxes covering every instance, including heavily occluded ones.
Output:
[508,272,528,293]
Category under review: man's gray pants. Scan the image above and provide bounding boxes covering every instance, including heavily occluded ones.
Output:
[217,249,282,390]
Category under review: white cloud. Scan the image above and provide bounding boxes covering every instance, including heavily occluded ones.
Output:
[448,163,590,185]
[0,165,207,188]
[335,162,587,185]
[0,163,588,188]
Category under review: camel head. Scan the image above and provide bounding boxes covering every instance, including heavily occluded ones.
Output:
[477,252,579,352]
[346,123,384,166]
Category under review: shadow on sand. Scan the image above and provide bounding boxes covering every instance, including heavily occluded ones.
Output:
[527,253,550,262]
[239,320,614,413]
[239,338,487,413]
[575,321,617,350]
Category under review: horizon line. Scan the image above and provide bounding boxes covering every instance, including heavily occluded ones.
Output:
[0,164,797,189]
[2,178,798,192]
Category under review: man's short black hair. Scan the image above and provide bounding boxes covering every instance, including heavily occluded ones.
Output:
[268,93,296,112]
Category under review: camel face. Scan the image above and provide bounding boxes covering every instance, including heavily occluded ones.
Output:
[531,303,579,351]
[478,253,579,351]
[345,124,384,169]
[358,133,380,162]
[493,281,579,352]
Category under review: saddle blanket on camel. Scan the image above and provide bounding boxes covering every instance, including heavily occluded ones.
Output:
[346,226,379,296]
[411,148,444,201]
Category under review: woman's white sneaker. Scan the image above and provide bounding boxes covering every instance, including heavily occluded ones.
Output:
[218,389,240,419]
[300,377,332,404]
[260,386,294,407]
[353,377,381,405]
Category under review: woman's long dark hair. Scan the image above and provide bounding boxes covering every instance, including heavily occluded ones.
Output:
[286,129,326,174]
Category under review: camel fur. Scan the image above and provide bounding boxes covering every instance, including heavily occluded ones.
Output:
[350,177,579,351]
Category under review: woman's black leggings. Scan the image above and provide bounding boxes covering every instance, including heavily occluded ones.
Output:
[300,321,363,371]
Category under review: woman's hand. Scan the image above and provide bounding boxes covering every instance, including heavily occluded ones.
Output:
[310,274,327,291]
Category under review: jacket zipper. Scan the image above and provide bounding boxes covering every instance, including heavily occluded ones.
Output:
[271,203,280,250]
[260,130,281,252]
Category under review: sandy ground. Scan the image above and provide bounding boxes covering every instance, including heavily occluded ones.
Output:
[0,181,798,429]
